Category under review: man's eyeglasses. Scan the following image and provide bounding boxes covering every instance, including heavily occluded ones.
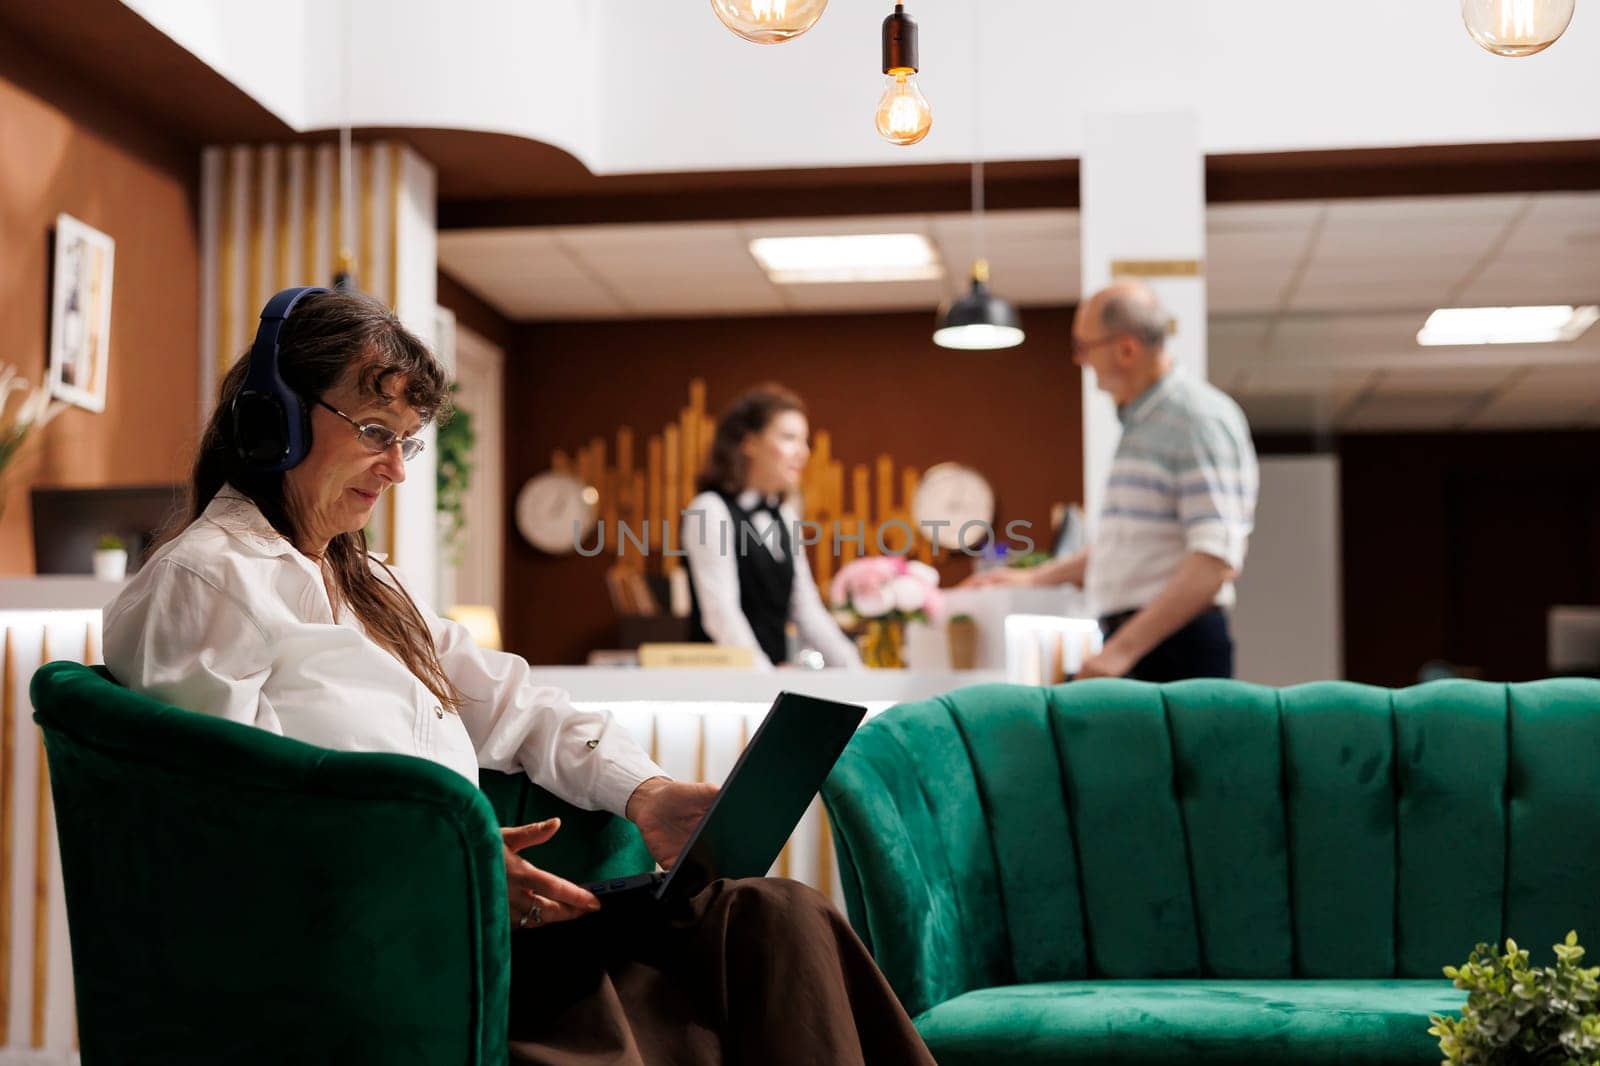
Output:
[315,399,426,461]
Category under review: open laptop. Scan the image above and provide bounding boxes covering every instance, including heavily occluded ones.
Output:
[584,691,865,904]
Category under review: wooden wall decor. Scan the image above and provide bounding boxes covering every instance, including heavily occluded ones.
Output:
[1,615,94,1052]
[549,378,932,603]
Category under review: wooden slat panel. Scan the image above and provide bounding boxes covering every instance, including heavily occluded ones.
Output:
[30,632,50,1048]
[217,149,239,383]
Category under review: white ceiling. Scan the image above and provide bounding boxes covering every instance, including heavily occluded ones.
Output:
[438,191,1600,433]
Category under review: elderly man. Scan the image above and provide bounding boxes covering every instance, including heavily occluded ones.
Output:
[969,279,1258,681]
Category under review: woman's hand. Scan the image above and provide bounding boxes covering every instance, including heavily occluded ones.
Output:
[501,818,601,928]
[625,777,719,869]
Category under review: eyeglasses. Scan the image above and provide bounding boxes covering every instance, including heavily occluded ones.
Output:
[1069,334,1128,360]
[315,399,426,461]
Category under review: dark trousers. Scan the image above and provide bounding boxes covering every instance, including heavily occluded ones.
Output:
[1100,606,1235,682]
[507,877,936,1065]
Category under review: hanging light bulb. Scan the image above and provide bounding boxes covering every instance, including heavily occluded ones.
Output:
[710,0,828,44]
[1461,0,1575,55]
[876,4,932,146]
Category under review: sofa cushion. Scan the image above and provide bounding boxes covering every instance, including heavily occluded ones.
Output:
[915,980,1465,1066]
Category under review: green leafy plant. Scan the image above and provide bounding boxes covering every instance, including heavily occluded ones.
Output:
[434,385,476,563]
[1006,551,1054,569]
[2,361,67,498]
[1429,931,1600,1065]
[96,533,125,552]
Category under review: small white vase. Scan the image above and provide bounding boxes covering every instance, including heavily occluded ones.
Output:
[92,549,128,581]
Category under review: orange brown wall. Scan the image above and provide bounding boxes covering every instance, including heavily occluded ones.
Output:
[496,308,1084,664]
[0,35,200,574]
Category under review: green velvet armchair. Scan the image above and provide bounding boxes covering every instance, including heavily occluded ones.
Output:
[30,661,653,1066]
[822,678,1600,1066]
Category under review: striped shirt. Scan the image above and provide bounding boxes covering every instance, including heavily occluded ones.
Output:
[1086,370,1258,618]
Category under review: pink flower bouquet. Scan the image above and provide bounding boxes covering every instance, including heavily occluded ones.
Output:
[830,556,944,625]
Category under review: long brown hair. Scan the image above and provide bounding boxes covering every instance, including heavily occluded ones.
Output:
[192,290,461,710]
[695,383,807,496]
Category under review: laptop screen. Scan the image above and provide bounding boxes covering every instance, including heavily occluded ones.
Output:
[666,691,865,895]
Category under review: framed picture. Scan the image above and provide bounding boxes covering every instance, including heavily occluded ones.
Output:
[48,213,115,413]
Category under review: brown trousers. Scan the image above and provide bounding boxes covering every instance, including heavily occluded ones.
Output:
[507,877,936,1066]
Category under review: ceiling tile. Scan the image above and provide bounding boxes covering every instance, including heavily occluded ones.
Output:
[1372,365,1520,395]
[779,279,947,312]
[1206,201,1324,234]
[1235,363,1375,395]
[1465,365,1600,428]
[1320,194,1529,227]
[1236,394,1343,433]
[738,215,937,239]
[1340,394,1482,432]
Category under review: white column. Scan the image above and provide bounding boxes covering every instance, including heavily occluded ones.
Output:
[391,145,442,608]
[1078,112,1207,535]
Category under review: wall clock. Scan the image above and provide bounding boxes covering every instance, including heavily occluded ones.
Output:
[515,471,599,554]
[912,463,995,551]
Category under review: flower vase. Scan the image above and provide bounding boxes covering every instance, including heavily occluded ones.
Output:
[862,617,906,669]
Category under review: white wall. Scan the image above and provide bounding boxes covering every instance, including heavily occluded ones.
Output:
[119,0,1600,174]
[120,0,312,124]
[1232,455,1343,685]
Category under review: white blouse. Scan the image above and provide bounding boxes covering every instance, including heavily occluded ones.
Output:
[682,490,861,671]
[103,488,665,815]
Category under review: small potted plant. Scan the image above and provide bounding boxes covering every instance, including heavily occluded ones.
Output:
[947,613,978,670]
[93,533,128,581]
[1429,931,1600,1063]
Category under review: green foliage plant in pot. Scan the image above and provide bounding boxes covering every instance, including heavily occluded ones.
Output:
[435,385,476,565]
[1429,931,1600,1064]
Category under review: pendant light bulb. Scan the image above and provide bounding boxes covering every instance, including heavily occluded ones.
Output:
[876,72,933,146]
[710,0,828,44]
[1461,0,1575,55]
[877,4,931,146]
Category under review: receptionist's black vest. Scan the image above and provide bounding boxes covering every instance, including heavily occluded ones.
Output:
[686,491,793,664]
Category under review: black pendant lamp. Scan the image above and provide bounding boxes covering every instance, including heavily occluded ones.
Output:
[932,6,1021,351]
[933,157,1024,350]
[934,256,1024,350]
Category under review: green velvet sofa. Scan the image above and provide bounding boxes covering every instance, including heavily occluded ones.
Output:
[30,661,653,1066]
[821,678,1600,1066]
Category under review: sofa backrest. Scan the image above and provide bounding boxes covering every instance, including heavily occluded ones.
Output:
[822,677,1600,1018]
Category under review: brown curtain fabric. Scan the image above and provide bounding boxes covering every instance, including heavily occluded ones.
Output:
[507,878,936,1065]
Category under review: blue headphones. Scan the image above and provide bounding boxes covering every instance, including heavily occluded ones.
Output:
[232,285,330,472]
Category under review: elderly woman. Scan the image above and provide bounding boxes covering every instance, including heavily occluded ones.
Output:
[103,290,933,1065]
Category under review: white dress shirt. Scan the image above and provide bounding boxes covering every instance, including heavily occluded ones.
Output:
[683,490,861,671]
[103,487,665,815]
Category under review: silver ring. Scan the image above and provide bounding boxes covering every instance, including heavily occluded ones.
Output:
[519,901,541,929]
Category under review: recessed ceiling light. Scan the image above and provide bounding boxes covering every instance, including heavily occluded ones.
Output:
[748,234,943,284]
[1417,305,1600,346]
